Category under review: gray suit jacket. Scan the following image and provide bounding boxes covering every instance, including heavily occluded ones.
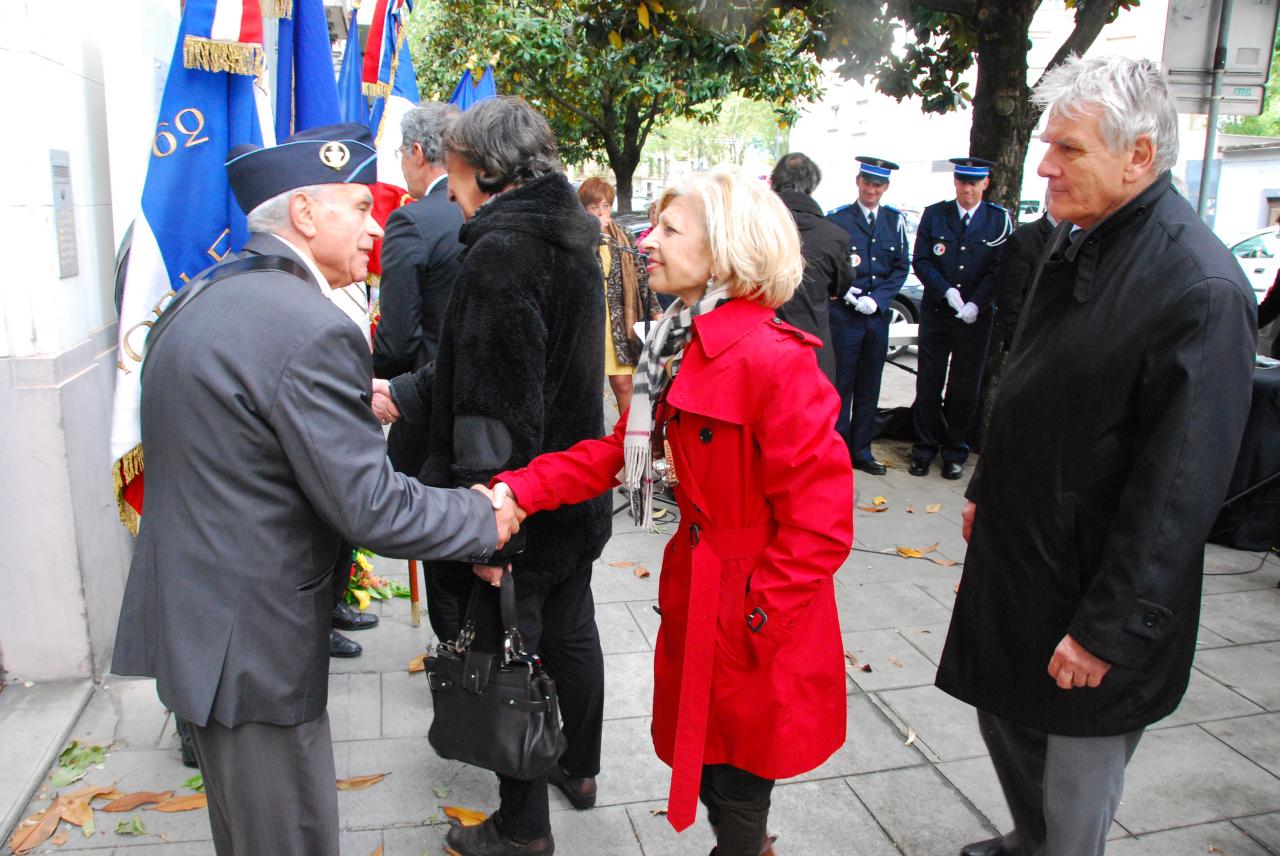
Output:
[112,233,497,728]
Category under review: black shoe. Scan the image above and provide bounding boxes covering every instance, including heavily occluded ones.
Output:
[445,814,554,856]
[853,458,887,476]
[941,462,963,480]
[332,601,378,631]
[908,459,931,477]
[960,837,1011,856]
[329,629,362,658]
[173,715,199,769]
[547,762,597,809]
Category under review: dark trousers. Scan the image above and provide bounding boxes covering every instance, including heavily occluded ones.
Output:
[468,565,605,840]
[700,764,775,856]
[912,305,994,464]
[331,542,353,608]
[829,302,890,463]
[425,561,471,644]
[978,710,1143,856]
[188,713,339,856]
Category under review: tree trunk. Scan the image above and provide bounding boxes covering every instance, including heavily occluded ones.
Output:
[969,0,1039,451]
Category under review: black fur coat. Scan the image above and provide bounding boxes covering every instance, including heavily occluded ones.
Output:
[420,173,611,595]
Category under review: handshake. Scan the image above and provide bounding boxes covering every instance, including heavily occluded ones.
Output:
[945,288,979,324]
[469,482,527,586]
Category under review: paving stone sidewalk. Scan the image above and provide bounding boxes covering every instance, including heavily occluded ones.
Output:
[5,440,1280,855]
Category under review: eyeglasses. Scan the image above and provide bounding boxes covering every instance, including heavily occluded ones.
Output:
[395,144,414,160]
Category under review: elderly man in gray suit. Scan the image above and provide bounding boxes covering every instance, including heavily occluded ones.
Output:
[111,123,520,856]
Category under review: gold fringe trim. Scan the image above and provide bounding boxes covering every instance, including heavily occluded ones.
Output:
[362,81,392,98]
[183,35,267,79]
[260,0,293,19]
[112,445,144,536]
[366,273,381,289]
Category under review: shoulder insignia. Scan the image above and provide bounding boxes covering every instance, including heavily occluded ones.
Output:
[826,203,855,216]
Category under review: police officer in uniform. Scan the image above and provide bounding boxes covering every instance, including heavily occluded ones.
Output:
[826,156,910,474]
[909,156,1011,480]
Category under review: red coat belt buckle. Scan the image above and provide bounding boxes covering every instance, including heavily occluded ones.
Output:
[746,607,767,632]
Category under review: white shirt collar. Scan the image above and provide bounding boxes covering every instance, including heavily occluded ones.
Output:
[272,234,371,348]
[857,201,879,221]
[425,172,448,197]
[956,200,980,219]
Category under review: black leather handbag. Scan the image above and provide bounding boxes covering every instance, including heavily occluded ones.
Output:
[423,569,566,780]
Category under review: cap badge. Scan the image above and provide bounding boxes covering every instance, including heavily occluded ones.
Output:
[319,142,351,171]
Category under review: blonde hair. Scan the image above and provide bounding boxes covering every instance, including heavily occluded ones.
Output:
[655,170,803,309]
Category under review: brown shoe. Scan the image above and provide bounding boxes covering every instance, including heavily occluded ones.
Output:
[444,815,554,856]
[709,834,778,856]
[546,763,597,809]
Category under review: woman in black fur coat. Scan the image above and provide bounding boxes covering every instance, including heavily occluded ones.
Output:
[418,97,610,856]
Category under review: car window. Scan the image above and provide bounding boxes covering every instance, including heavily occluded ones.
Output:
[1234,233,1280,259]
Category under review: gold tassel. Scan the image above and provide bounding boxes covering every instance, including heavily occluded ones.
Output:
[362,81,392,98]
[260,0,293,19]
[183,35,267,80]
[112,445,145,536]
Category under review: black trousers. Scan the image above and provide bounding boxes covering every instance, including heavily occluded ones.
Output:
[912,305,994,464]
[700,764,775,856]
[467,565,605,840]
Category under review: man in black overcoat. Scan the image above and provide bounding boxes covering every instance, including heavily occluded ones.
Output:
[936,57,1257,856]
[770,151,853,386]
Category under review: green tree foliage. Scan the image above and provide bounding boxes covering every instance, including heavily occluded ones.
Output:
[643,94,787,183]
[408,0,822,211]
[1223,30,1280,137]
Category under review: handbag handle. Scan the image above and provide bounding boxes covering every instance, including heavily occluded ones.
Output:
[450,566,529,666]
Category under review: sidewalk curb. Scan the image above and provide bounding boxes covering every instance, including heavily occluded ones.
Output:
[0,679,94,844]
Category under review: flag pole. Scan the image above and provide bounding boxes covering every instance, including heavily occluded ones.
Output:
[408,559,421,627]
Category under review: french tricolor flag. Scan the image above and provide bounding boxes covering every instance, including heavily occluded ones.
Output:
[361,0,420,189]
[109,0,274,532]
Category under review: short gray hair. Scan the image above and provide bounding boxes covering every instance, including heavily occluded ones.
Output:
[246,184,330,232]
[770,152,822,196]
[1033,55,1179,174]
[444,96,561,194]
[401,102,460,165]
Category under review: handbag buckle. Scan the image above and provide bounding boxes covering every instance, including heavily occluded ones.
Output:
[448,620,477,654]
[746,607,767,633]
[503,629,529,665]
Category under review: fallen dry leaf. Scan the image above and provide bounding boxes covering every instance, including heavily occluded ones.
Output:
[101,791,173,812]
[920,629,932,634]
[336,773,388,791]
[608,561,636,568]
[443,805,487,827]
[905,504,915,513]
[407,653,426,674]
[62,783,118,802]
[150,793,208,812]
[633,565,651,578]
[1209,848,1224,854]
[859,663,872,673]
[57,796,93,827]
[844,650,859,667]
[922,542,940,554]
[954,583,960,593]
[857,504,889,513]
[926,503,941,513]
[930,557,959,567]
[371,846,384,856]
[905,728,918,747]
[650,806,668,817]
[51,831,69,846]
[896,546,924,558]
[871,495,887,507]
[888,656,904,668]
[9,806,60,854]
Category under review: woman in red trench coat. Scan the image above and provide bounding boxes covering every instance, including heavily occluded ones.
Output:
[494,170,853,856]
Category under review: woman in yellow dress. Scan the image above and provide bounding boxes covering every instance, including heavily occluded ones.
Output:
[578,177,660,415]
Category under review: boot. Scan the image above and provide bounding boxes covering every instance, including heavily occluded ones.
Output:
[444,814,554,856]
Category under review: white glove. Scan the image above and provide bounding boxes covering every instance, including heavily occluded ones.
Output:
[854,295,878,315]
[945,287,965,313]
[958,302,979,324]
[842,285,864,306]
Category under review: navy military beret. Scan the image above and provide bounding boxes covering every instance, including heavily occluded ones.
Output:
[226,123,379,214]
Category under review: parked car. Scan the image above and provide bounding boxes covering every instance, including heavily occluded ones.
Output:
[1228,226,1280,302]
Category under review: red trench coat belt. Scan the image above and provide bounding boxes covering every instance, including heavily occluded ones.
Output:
[667,520,774,831]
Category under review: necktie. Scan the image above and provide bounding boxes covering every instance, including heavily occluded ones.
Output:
[961,212,971,229]
[867,212,875,230]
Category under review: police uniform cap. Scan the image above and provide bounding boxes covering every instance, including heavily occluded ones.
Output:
[856,155,899,183]
[226,123,379,215]
[949,156,994,180]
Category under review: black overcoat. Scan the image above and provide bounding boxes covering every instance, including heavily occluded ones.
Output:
[776,189,850,384]
[936,173,1257,735]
